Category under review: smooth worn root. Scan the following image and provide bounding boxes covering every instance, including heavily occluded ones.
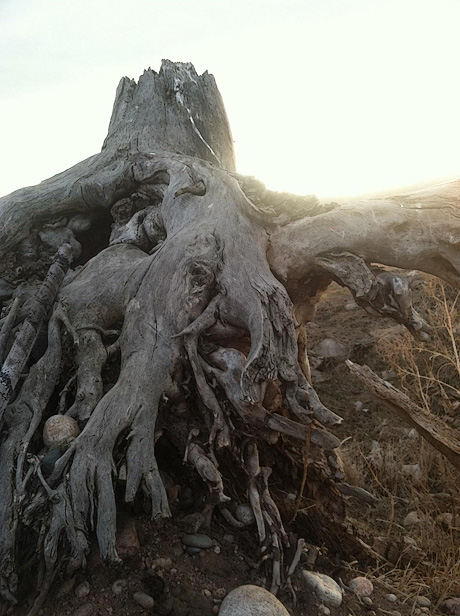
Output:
[66,328,107,420]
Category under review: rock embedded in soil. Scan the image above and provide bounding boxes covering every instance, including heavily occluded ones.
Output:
[186,546,201,555]
[385,594,397,603]
[302,571,343,607]
[235,503,255,526]
[312,338,348,361]
[133,591,155,609]
[441,597,460,615]
[349,576,373,597]
[403,511,424,527]
[74,580,90,598]
[43,414,80,448]
[182,534,213,549]
[415,596,431,608]
[112,579,128,595]
[219,585,290,615]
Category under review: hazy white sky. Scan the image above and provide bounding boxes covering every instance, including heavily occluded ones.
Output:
[1,0,460,199]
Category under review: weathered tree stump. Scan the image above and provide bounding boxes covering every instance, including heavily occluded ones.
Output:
[0,60,459,614]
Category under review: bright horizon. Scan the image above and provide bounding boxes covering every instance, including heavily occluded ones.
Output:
[1,0,460,201]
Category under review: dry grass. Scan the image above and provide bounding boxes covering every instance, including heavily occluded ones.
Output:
[343,276,460,603]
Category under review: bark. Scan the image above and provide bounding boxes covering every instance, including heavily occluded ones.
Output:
[0,59,459,612]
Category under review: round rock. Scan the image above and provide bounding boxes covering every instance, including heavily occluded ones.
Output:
[219,585,289,616]
[302,571,342,608]
[181,533,213,549]
[416,596,431,608]
[133,591,154,609]
[235,504,256,526]
[112,579,128,595]
[349,576,373,597]
[41,448,63,477]
[43,415,80,448]
[74,580,90,598]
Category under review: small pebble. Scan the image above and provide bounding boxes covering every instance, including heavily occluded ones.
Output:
[203,589,212,598]
[112,579,128,595]
[302,571,343,608]
[349,577,373,597]
[133,591,155,610]
[152,557,172,570]
[362,597,373,606]
[385,594,397,603]
[354,401,364,412]
[235,504,255,526]
[214,546,221,555]
[186,546,201,556]
[441,598,460,615]
[345,301,359,311]
[74,580,90,598]
[41,448,63,477]
[219,585,289,615]
[181,534,213,549]
[403,511,424,527]
[416,597,431,608]
[318,605,331,616]
[214,588,227,600]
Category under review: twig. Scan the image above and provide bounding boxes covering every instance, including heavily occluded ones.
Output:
[291,423,311,522]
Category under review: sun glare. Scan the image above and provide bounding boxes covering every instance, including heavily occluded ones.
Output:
[1,0,460,200]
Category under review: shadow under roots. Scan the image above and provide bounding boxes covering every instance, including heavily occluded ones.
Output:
[73,209,114,267]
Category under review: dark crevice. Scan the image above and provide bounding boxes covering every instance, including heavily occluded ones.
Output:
[74,209,113,266]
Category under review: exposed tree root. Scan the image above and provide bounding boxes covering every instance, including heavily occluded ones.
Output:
[1,144,457,614]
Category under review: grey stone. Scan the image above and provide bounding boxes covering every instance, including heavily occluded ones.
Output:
[442,597,460,615]
[415,596,431,608]
[403,511,424,527]
[313,338,348,361]
[385,594,397,603]
[349,576,373,597]
[219,585,289,615]
[302,571,342,607]
[41,448,63,477]
[235,504,255,526]
[362,597,373,606]
[181,533,213,549]
[133,591,155,609]
[186,546,201,555]
[74,580,90,598]
[112,579,128,595]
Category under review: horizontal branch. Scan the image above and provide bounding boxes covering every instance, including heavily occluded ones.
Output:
[346,360,460,470]
[268,178,460,287]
